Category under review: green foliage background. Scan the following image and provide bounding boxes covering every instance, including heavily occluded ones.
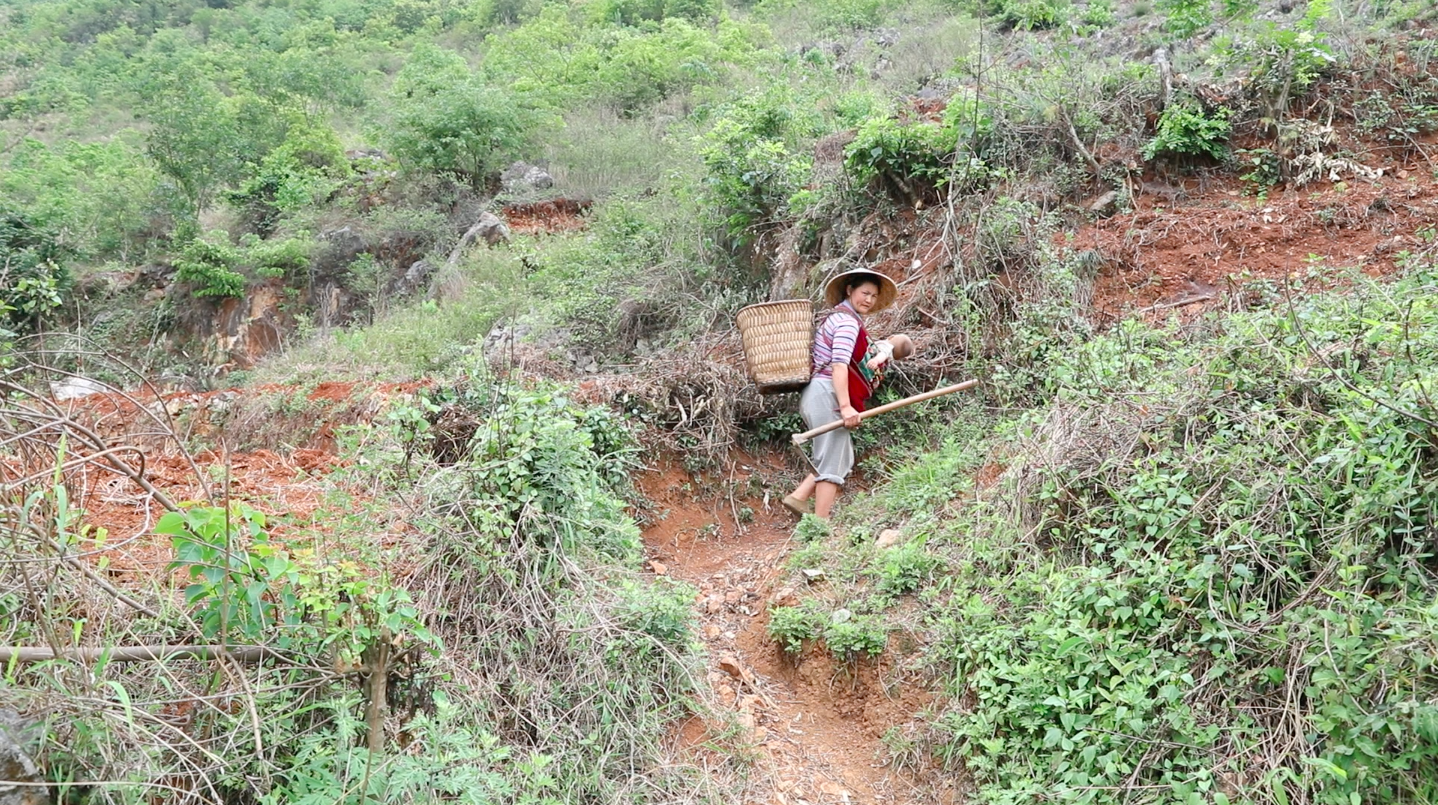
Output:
[5,0,1438,802]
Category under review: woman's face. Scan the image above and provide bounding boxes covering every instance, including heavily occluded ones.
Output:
[846,280,880,314]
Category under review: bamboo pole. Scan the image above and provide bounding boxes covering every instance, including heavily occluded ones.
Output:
[791,380,979,445]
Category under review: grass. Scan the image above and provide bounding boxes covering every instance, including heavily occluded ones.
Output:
[254,248,525,384]
[541,105,683,200]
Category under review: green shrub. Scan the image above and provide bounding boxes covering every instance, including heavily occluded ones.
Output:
[768,601,827,654]
[845,115,952,193]
[162,502,433,662]
[0,204,71,340]
[922,266,1438,803]
[1157,0,1212,37]
[876,540,943,597]
[845,99,992,203]
[388,45,541,188]
[527,192,708,357]
[173,231,314,297]
[228,115,349,235]
[990,0,1072,30]
[243,234,312,279]
[822,610,887,660]
[1078,0,1116,26]
[485,7,756,112]
[261,708,515,805]
[753,0,886,31]
[1217,25,1336,116]
[794,513,832,544]
[174,233,247,298]
[0,136,169,262]
[699,87,819,239]
[1142,101,1231,162]
[615,576,699,651]
[381,374,700,802]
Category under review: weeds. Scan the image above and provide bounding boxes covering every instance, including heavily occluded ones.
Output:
[866,267,1438,802]
[767,600,827,654]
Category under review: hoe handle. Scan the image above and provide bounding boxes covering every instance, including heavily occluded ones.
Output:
[791,380,980,446]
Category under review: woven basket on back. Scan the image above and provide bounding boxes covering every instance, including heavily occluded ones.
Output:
[736,299,813,394]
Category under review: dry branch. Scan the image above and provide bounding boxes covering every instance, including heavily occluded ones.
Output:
[0,645,276,663]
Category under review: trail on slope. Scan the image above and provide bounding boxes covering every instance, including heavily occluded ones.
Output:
[639,456,956,805]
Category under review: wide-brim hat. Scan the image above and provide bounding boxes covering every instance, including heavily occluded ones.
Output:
[823,268,899,313]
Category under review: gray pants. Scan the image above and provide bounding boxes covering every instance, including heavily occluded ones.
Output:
[800,378,854,485]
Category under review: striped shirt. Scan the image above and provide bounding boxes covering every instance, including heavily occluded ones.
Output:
[812,301,862,379]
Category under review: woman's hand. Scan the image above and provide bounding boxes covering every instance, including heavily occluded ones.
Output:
[840,404,861,429]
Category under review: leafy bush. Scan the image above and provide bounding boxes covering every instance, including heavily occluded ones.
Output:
[244,235,313,280]
[174,233,247,298]
[1157,0,1213,37]
[822,610,887,660]
[768,601,827,654]
[388,45,541,188]
[0,204,71,340]
[1142,101,1232,162]
[753,0,887,31]
[139,71,248,217]
[0,136,169,262]
[371,374,703,802]
[845,115,953,190]
[989,0,1072,30]
[161,502,434,665]
[228,115,349,235]
[699,87,819,239]
[794,513,832,544]
[262,708,517,805]
[875,539,944,597]
[1218,25,1336,117]
[528,193,707,356]
[613,576,700,661]
[484,7,757,113]
[845,100,991,203]
[1078,0,1116,27]
[172,231,313,298]
[917,267,1438,803]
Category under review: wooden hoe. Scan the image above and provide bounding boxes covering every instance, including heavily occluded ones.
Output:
[791,379,980,445]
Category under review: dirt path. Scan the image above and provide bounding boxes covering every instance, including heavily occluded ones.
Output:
[639,458,954,805]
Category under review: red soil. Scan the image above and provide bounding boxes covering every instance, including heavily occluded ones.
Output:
[502,198,592,236]
[1077,156,1438,323]
[639,452,951,805]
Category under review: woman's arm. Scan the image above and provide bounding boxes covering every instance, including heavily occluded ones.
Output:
[831,363,861,429]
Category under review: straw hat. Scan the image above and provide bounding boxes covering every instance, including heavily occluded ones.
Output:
[823,268,899,313]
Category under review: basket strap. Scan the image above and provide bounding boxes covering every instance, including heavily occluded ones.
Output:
[812,307,866,378]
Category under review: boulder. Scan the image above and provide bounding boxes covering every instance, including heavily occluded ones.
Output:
[389,259,436,297]
[48,377,107,401]
[473,212,511,247]
[319,226,366,255]
[0,710,48,805]
[1088,190,1121,215]
[501,161,554,195]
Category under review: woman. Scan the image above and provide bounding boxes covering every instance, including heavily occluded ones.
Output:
[783,268,900,519]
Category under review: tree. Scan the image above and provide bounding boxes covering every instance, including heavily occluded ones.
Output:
[141,75,245,220]
[387,44,539,188]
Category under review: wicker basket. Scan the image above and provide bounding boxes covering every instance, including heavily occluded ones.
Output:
[736,299,814,394]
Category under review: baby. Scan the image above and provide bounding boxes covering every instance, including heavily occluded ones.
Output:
[866,333,915,373]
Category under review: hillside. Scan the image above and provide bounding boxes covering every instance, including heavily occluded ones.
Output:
[4,0,1438,804]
